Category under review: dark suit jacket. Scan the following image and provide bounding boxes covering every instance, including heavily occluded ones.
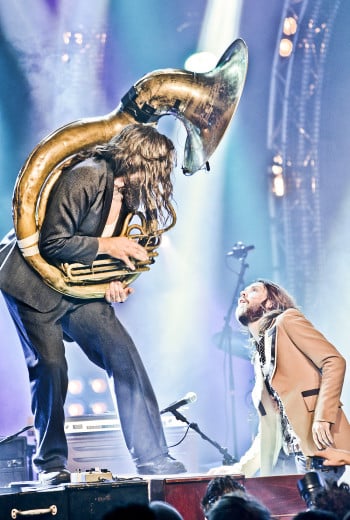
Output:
[0,158,116,311]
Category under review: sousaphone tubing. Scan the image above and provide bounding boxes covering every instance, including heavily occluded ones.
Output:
[13,38,248,298]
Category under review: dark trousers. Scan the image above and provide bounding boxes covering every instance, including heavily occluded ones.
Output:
[2,292,168,473]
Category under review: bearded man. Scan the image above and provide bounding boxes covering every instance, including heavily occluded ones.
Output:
[209,279,350,482]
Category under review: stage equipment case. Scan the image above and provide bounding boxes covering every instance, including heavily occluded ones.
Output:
[0,479,148,520]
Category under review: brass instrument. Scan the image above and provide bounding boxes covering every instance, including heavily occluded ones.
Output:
[13,38,248,299]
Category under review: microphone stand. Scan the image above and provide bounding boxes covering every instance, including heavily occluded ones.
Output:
[170,409,237,465]
[0,425,33,445]
[216,248,251,459]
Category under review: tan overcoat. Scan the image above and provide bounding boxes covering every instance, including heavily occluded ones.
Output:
[209,308,350,477]
[257,308,350,474]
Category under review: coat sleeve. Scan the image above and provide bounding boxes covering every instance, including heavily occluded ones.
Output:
[39,161,104,265]
[208,356,283,478]
[278,309,346,424]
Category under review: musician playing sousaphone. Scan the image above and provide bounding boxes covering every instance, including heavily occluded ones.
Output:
[0,39,248,485]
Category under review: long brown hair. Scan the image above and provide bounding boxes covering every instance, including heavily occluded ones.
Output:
[69,123,176,225]
[256,279,297,335]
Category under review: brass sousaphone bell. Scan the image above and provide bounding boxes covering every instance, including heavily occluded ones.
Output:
[13,38,248,298]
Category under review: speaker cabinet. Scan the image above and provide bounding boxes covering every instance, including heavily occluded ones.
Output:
[0,437,28,486]
[65,414,199,474]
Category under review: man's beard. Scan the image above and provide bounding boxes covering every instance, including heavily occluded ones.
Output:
[236,303,267,326]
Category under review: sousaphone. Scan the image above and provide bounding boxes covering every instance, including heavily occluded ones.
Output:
[13,38,248,298]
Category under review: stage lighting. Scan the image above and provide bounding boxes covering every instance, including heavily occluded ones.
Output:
[270,155,285,197]
[279,38,293,58]
[90,377,108,394]
[90,401,108,414]
[67,402,86,417]
[68,379,84,395]
[272,175,285,197]
[283,17,298,36]
[74,32,83,45]
[63,31,71,44]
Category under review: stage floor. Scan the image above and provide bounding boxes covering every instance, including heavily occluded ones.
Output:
[0,472,307,520]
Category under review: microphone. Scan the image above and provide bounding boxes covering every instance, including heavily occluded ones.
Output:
[226,242,255,258]
[160,392,197,414]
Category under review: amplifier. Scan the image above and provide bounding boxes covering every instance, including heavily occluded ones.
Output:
[65,414,199,474]
[0,437,28,486]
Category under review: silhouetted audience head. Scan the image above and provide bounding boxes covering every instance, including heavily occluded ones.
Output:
[149,501,183,520]
[201,475,246,516]
[102,501,183,520]
[293,510,339,520]
[207,491,271,520]
[312,480,350,519]
[102,503,155,520]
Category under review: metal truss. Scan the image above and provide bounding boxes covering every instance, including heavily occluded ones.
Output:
[267,0,342,309]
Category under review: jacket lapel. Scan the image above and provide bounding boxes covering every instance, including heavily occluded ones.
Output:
[96,162,114,237]
[264,324,277,380]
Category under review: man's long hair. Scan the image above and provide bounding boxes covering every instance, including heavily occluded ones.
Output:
[255,279,297,335]
[71,123,176,225]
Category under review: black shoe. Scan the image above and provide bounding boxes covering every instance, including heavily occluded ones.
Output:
[137,455,187,475]
[39,468,71,485]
